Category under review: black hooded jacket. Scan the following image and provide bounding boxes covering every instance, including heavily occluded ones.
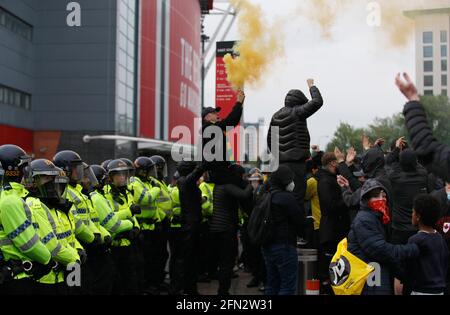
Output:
[267,86,323,163]
[317,168,350,245]
[388,149,429,232]
[265,165,308,246]
[342,147,393,210]
[178,163,205,230]
[403,101,450,182]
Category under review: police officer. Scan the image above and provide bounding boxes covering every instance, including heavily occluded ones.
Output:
[26,159,80,295]
[0,145,53,295]
[149,155,173,292]
[53,151,103,293]
[131,157,161,293]
[104,159,141,294]
[168,171,183,294]
[81,163,117,294]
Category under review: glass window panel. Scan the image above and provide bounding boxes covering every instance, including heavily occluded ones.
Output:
[119,0,128,16]
[441,31,447,43]
[127,71,134,87]
[442,45,448,58]
[118,81,126,99]
[424,61,433,72]
[442,89,448,97]
[127,55,134,70]
[424,90,433,96]
[423,31,433,44]
[117,98,126,115]
[443,60,448,72]
[0,87,3,103]
[424,75,433,87]
[442,75,448,86]
[118,31,127,48]
[424,46,433,58]
[118,48,127,66]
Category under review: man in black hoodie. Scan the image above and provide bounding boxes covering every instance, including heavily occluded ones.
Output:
[396,73,450,183]
[267,79,324,212]
[202,90,245,185]
[388,149,429,245]
[172,161,204,295]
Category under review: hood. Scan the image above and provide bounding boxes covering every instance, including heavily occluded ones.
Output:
[361,147,385,178]
[269,165,294,189]
[399,149,418,172]
[177,161,197,177]
[285,89,308,107]
[359,178,388,207]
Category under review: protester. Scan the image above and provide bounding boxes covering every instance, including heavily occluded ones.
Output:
[346,179,421,295]
[262,165,311,295]
[396,73,450,183]
[267,79,324,214]
[400,194,449,295]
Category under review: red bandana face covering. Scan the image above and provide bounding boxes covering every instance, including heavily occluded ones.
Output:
[368,199,390,225]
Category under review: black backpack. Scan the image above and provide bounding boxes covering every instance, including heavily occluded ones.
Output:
[247,191,273,246]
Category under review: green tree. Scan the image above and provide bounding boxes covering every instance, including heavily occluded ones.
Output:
[326,123,366,153]
[325,95,450,154]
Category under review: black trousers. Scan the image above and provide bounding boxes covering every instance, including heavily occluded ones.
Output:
[111,245,139,295]
[179,225,201,295]
[2,278,34,295]
[281,162,306,215]
[33,281,69,295]
[143,224,170,288]
[168,227,184,294]
[210,229,238,295]
[197,221,211,276]
[85,248,117,295]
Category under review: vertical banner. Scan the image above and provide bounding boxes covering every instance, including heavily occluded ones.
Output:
[216,41,241,163]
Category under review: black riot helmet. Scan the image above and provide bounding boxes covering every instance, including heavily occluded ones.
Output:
[107,159,130,188]
[101,159,112,170]
[29,159,69,201]
[53,150,84,184]
[150,155,167,179]
[0,144,32,184]
[134,157,157,180]
[120,158,135,177]
[91,165,107,189]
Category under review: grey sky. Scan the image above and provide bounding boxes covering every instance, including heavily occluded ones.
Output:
[203,0,442,149]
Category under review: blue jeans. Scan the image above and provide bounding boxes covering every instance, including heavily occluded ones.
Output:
[262,243,298,295]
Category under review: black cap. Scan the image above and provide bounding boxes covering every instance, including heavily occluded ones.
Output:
[202,107,221,119]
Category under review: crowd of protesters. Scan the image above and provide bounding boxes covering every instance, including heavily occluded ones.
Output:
[0,74,449,296]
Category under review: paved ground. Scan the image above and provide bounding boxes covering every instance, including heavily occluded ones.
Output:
[197,270,263,296]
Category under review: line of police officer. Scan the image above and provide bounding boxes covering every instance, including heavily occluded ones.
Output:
[0,143,214,295]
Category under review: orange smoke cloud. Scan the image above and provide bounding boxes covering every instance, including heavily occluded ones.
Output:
[223,0,284,90]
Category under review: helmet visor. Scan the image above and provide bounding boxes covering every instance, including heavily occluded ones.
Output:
[110,170,130,187]
[156,164,168,179]
[71,163,84,183]
[82,166,99,189]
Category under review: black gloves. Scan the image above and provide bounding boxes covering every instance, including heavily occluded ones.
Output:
[128,227,140,240]
[0,265,13,285]
[77,249,88,265]
[103,235,112,247]
[130,204,142,215]
[27,261,55,280]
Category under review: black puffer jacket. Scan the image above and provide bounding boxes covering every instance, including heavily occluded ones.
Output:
[403,101,450,182]
[209,183,253,233]
[267,86,323,163]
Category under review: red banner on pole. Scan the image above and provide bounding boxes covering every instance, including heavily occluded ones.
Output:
[216,41,241,162]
